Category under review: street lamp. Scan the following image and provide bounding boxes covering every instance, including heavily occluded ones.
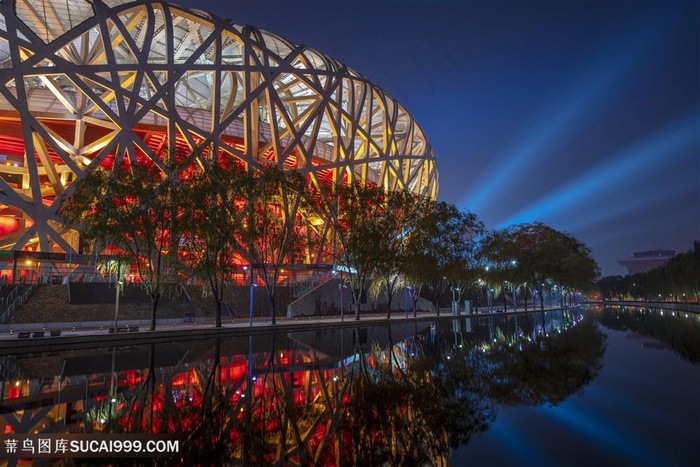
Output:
[452,286,460,314]
[113,280,123,332]
[109,346,117,403]
[509,260,517,312]
[404,285,408,319]
[110,280,123,404]
[483,267,493,312]
[339,278,347,322]
[245,266,256,327]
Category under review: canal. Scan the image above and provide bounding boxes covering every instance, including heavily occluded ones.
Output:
[456,305,700,466]
[0,305,697,465]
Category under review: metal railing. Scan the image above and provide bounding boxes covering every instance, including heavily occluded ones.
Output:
[291,271,334,299]
[0,355,25,381]
[0,283,38,324]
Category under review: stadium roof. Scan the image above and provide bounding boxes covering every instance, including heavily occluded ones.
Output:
[0,0,438,252]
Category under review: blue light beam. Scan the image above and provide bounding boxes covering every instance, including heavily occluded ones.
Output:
[497,112,699,229]
[460,7,681,216]
[564,177,696,233]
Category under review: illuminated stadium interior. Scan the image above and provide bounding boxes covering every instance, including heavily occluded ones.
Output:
[0,0,438,265]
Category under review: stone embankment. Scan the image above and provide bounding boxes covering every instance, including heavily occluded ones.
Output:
[11,284,195,324]
[585,300,700,312]
[9,283,297,324]
[11,281,441,326]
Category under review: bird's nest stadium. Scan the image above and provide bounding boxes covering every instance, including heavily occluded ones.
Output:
[0,0,438,279]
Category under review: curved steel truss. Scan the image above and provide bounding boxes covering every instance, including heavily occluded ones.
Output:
[0,0,439,254]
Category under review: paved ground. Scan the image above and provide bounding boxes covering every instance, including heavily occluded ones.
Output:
[0,306,570,352]
[0,310,460,339]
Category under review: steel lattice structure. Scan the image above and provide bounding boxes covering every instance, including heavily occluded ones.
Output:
[0,0,438,255]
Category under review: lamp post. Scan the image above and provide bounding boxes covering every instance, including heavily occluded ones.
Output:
[452,286,460,315]
[404,284,409,319]
[339,277,346,322]
[246,266,255,327]
[483,266,493,312]
[109,346,117,404]
[510,260,518,312]
[437,276,447,317]
[110,280,123,404]
[113,280,123,332]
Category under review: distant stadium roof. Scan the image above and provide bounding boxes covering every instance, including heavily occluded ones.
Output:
[617,250,677,275]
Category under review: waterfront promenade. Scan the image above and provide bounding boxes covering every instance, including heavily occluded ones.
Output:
[584,300,700,312]
[4,301,698,354]
[0,306,569,353]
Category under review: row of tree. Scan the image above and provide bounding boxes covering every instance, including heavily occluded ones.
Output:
[479,223,599,311]
[596,241,700,302]
[58,150,599,329]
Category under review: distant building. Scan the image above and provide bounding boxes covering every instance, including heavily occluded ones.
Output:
[618,250,677,275]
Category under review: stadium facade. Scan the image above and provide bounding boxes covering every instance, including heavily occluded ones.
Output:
[0,0,438,278]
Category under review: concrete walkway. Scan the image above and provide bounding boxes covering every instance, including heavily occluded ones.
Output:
[0,306,577,354]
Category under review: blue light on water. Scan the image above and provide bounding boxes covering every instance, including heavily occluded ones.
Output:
[488,417,551,465]
[543,401,666,466]
[582,384,670,426]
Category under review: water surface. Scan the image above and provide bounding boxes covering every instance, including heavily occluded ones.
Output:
[0,305,697,465]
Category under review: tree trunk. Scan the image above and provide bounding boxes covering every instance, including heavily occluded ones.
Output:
[353,280,364,320]
[215,299,222,328]
[147,344,156,433]
[435,289,440,316]
[524,289,529,311]
[502,285,507,313]
[210,279,222,328]
[150,293,160,331]
[386,280,394,319]
[269,292,276,325]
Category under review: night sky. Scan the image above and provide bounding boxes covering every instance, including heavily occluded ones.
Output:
[175,0,699,277]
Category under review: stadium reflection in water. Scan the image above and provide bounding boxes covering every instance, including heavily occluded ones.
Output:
[1,306,698,465]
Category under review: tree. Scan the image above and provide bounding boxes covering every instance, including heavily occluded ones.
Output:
[313,182,393,320]
[179,155,252,328]
[402,245,438,317]
[371,190,433,318]
[495,223,559,310]
[597,240,700,302]
[240,166,310,324]
[58,153,191,331]
[479,228,519,312]
[553,234,599,306]
[481,223,599,311]
[407,203,484,316]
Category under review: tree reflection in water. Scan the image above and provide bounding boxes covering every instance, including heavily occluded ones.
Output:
[0,310,608,466]
[596,306,700,364]
[483,316,606,406]
[75,312,604,465]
